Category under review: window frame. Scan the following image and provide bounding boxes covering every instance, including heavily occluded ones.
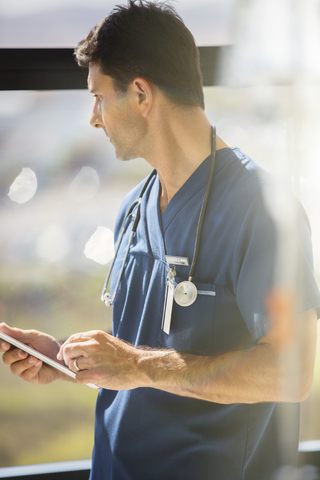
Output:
[0,45,318,479]
[0,46,227,91]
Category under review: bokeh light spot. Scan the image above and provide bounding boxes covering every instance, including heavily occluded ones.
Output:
[8,167,38,204]
[84,227,114,265]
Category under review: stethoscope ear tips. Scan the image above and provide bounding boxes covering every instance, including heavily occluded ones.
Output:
[103,293,112,307]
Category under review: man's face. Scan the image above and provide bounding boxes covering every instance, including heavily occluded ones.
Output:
[88,62,144,161]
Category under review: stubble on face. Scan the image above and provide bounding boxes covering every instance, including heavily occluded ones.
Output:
[89,63,148,162]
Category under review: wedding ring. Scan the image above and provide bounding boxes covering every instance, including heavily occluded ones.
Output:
[74,357,81,372]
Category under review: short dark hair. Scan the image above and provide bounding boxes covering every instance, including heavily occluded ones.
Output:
[74,0,204,109]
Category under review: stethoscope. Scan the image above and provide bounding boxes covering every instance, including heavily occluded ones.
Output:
[101,125,216,308]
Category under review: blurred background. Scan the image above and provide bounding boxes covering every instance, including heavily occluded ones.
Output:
[0,0,320,470]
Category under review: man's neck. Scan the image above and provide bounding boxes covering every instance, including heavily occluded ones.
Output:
[143,113,229,213]
[134,92,230,212]
[142,108,208,211]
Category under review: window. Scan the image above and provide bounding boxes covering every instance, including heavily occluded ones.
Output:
[0,87,151,468]
[1,82,320,468]
[204,84,320,443]
[1,0,320,473]
[0,0,234,48]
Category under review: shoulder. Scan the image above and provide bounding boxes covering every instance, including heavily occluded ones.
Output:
[212,148,276,230]
[215,147,309,225]
[216,147,275,195]
[212,148,313,259]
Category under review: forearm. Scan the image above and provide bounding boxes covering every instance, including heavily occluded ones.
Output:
[132,303,317,404]
[58,309,317,400]
[136,344,284,404]
[136,310,317,404]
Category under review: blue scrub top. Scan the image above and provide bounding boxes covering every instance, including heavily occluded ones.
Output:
[91,147,320,480]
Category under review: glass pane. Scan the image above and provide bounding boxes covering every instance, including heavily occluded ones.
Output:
[0,0,234,47]
[0,89,151,468]
[204,84,320,443]
[1,84,320,469]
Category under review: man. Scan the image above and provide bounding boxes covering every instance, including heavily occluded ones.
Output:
[1,1,319,479]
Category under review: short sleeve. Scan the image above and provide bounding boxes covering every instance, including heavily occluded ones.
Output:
[232,191,320,341]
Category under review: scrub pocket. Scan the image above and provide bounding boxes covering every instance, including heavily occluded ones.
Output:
[156,278,216,355]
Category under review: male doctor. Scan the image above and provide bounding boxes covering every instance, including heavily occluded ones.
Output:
[1,1,320,479]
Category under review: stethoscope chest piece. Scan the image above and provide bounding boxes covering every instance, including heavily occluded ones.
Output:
[174,281,197,307]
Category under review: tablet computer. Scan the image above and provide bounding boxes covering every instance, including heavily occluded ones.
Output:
[0,331,99,389]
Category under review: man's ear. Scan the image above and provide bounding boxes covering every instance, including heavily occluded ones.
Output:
[131,78,153,117]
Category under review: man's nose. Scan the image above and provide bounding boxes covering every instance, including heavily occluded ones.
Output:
[90,111,103,129]
[90,99,103,129]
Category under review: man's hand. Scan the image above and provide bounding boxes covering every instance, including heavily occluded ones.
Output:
[58,331,143,390]
[57,300,318,403]
[0,323,67,385]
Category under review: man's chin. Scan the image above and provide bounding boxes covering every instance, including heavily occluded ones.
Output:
[114,150,138,162]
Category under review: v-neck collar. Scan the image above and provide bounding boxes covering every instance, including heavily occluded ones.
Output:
[161,154,211,233]
[160,147,237,233]
[142,147,235,262]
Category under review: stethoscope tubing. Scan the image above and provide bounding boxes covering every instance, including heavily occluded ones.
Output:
[101,170,156,305]
[188,125,216,281]
[101,126,216,306]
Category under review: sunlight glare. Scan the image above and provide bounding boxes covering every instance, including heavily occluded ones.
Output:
[8,168,38,204]
[68,166,100,203]
[84,226,114,265]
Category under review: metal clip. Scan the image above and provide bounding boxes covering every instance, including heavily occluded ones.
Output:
[167,265,176,282]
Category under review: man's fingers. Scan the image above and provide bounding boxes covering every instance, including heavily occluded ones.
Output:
[57,333,99,361]
[0,341,11,352]
[0,322,23,340]
[9,355,42,377]
[2,348,28,365]
[58,342,84,357]
[19,361,43,382]
[70,355,88,373]
[61,332,93,347]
